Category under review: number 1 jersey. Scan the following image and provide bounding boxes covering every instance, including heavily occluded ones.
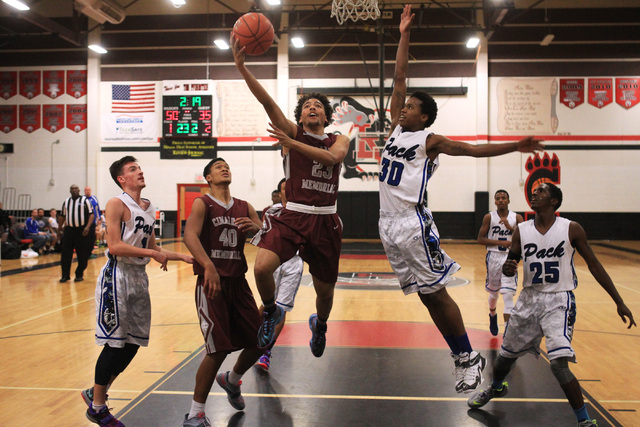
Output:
[379,125,437,212]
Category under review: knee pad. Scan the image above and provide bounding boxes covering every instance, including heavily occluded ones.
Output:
[550,358,575,385]
[502,292,515,314]
[488,292,499,310]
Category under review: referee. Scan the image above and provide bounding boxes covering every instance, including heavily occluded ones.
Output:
[59,184,94,283]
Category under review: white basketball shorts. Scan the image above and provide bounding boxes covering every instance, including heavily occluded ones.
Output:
[275,254,304,312]
[485,251,517,294]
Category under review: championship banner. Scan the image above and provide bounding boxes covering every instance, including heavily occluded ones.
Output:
[559,78,584,109]
[66,104,87,132]
[615,77,640,109]
[101,113,158,142]
[66,70,87,98]
[19,71,41,99]
[43,70,65,99]
[0,105,17,133]
[43,104,64,133]
[588,78,613,108]
[19,105,41,133]
[1,71,17,100]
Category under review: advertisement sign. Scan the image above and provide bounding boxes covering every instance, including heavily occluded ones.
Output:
[19,105,41,133]
[588,78,613,108]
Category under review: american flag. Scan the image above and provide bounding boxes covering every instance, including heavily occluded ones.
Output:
[111,83,155,113]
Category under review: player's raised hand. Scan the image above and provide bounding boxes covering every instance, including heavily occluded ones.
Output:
[517,136,545,153]
[268,122,296,149]
[399,4,415,34]
[230,33,246,66]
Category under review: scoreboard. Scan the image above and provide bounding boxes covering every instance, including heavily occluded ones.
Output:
[162,95,212,138]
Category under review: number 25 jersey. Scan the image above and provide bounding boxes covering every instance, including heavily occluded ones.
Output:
[519,217,577,292]
[379,125,437,212]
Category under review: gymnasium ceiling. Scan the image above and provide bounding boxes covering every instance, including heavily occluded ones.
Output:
[1,0,640,77]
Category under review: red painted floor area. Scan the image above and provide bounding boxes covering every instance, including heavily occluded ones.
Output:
[276,320,502,350]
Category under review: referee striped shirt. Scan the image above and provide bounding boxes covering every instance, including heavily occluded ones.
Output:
[61,196,93,227]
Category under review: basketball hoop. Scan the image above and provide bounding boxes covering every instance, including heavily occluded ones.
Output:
[331,0,380,25]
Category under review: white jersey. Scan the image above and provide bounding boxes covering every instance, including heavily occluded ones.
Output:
[379,125,438,212]
[106,192,155,265]
[487,210,517,253]
[519,217,577,292]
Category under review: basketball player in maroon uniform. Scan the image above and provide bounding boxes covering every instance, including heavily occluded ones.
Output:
[182,158,264,427]
[232,34,350,357]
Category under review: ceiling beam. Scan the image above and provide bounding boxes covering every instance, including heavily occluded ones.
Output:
[2,5,84,46]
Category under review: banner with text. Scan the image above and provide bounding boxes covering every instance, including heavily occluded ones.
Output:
[19,71,41,99]
[102,113,158,142]
[19,104,41,133]
[1,72,17,100]
[43,70,66,99]
[559,78,584,109]
[615,77,639,109]
[0,105,17,133]
[588,78,613,108]
[43,104,64,133]
[160,138,217,159]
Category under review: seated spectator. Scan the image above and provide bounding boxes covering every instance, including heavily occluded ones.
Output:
[37,208,57,253]
[95,215,106,247]
[24,209,48,254]
[48,208,63,253]
[0,202,11,237]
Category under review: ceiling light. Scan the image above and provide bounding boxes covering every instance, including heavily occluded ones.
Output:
[266,0,281,4]
[88,44,108,54]
[540,34,555,46]
[2,0,30,11]
[170,0,186,7]
[291,37,304,48]
[214,39,229,50]
[466,37,480,49]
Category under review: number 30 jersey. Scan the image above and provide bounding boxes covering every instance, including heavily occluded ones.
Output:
[379,125,437,212]
[519,217,577,292]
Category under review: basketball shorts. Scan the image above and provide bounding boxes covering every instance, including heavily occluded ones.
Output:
[275,254,304,312]
[196,275,262,354]
[379,207,460,295]
[500,287,576,362]
[252,208,342,284]
[95,257,151,348]
[485,251,517,294]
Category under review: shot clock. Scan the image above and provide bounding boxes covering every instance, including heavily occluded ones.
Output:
[162,95,213,138]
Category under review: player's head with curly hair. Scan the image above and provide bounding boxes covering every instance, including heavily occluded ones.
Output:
[294,92,333,127]
[410,91,438,129]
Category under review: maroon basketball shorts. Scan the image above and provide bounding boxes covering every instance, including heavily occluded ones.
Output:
[195,275,261,354]
[252,209,342,284]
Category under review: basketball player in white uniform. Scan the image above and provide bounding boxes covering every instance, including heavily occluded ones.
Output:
[379,5,544,394]
[477,190,524,335]
[468,183,635,427]
[82,156,193,427]
[255,178,305,372]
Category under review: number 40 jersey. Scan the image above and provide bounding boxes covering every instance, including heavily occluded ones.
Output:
[379,125,437,212]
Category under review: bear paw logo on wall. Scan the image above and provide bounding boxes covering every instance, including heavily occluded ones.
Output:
[524,152,561,213]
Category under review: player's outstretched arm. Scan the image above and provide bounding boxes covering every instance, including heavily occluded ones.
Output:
[268,123,350,167]
[231,34,296,138]
[570,221,636,328]
[184,197,221,299]
[389,4,414,131]
[428,135,544,158]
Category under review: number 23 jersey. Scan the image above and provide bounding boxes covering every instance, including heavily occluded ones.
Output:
[519,217,577,292]
[379,125,437,212]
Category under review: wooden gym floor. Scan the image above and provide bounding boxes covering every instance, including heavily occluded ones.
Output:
[0,239,638,426]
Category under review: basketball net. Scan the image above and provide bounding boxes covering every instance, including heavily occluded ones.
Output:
[331,0,380,25]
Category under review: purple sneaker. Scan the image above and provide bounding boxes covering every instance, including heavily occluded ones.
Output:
[309,314,327,357]
[86,403,125,426]
[256,350,271,372]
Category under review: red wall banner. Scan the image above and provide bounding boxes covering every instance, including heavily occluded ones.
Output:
[43,104,64,133]
[615,77,640,109]
[66,104,87,132]
[19,71,41,99]
[559,78,584,109]
[19,105,41,133]
[66,70,87,98]
[588,78,613,108]
[1,72,17,100]
[43,70,66,99]
[0,105,18,133]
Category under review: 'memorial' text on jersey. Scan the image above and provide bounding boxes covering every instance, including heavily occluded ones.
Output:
[379,125,438,212]
[283,126,340,207]
[518,217,577,292]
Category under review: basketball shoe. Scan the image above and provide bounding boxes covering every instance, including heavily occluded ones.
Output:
[216,371,245,410]
[183,412,211,427]
[257,306,284,349]
[256,350,271,372]
[467,381,509,408]
[451,353,465,393]
[81,387,109,407]
[86,403,125,426]
[489,313,499,336]
[458,351,486,393]
[308,313,327,357]
[577,420,598,427]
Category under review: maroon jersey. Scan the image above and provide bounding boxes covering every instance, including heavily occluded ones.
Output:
[192,194,249,278]
[284,126,341,207]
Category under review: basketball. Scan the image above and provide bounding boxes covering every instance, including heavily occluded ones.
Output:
[233,12,274,56]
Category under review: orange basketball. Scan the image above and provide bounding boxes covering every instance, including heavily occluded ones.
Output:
[233,12,275,56]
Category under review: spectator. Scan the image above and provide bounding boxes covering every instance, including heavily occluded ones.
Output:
[0,202,11,236]
[48,208,62,253]
[24,209,48,255]
[37,208,57,253]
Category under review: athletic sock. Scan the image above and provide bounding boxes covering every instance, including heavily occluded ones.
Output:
[573,404,590,422]
[228,369,242,386]
[188,400,206,419]
[263,299,276,315]
[91,402,107,412]
[454,333,473,354]
[443,335,460,354]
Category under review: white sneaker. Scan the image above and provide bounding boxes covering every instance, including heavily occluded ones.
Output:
[458,351,486,393]
[451,353,465,393]
[21,249,38,258]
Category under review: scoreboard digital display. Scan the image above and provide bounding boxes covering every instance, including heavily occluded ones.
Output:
[162,95,212,138]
